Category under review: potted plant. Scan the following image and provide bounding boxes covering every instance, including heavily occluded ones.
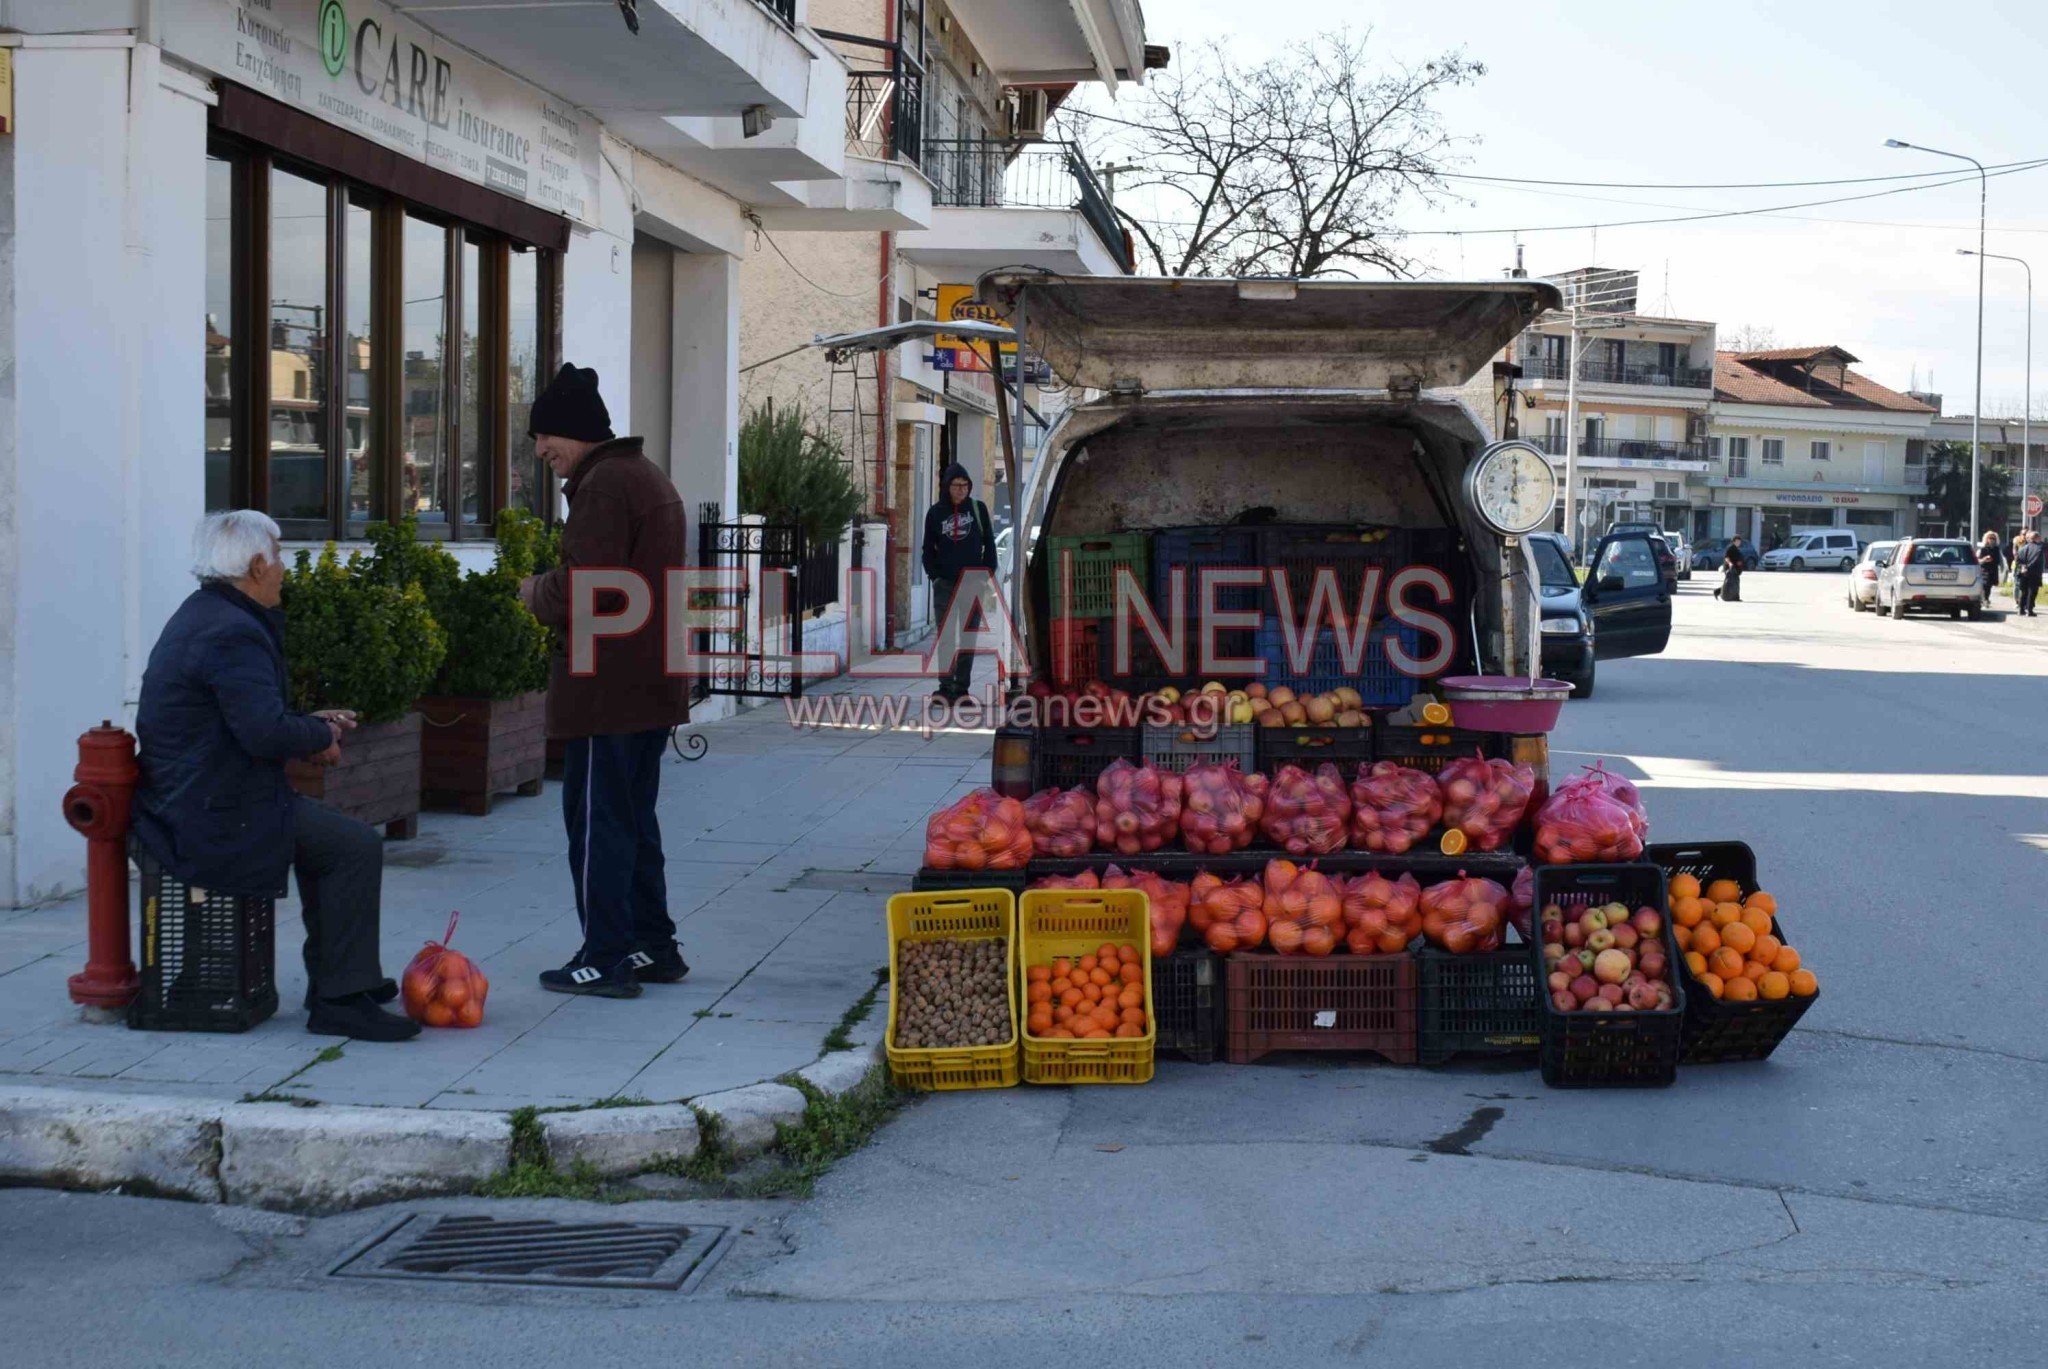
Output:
[281,546,448,838]
[739,400,864,612]
[370,518,553,816]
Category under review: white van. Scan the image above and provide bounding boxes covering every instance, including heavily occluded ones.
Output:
[1760,528,1858,572]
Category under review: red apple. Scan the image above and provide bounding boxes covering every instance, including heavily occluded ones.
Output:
[1638,949,1667,980]
[1597,983,1625,1006]
[1587,929,1617,954]
[1564,923,1586,949]
[1610,924,1639,951]
[1633,908,1663,937]
[1569,975,1599,1003]
[1627,980,1662,1011]
[1584,998,1613,1012]
[1552,990,1578,1012]
[1543,944,1567,968]
[1581,909,1610,933]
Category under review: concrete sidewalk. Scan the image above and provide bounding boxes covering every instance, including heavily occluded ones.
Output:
[0,667,991,1114]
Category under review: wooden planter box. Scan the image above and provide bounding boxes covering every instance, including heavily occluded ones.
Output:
[287,712,423,839]
[416,689,548,816]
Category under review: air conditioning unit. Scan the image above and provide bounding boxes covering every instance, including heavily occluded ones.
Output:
[1008,89,1049,140]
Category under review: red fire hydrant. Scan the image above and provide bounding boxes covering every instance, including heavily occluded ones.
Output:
[64,722,141,1009]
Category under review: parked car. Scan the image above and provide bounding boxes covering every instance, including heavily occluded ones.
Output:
[1761,528,1859,571]
[1669,534,1693,581]
[1846,540,1898,611]
[1529,533,1595,696]
[1876,538,1983,619]
[1692,542,1759,571]
[1645,533,1679,594]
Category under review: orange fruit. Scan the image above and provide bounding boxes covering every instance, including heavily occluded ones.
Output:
[1052,977,1072,996]
[1058,988,1083,1010]
[1673,925,1694,951]
[1027,965,1051,983]
[1114,1023,1144,1038]
[1692,925,1722,956]
[1028,1008,1053,1033]
[1709,947,1745,981]
[1120,1006,1146,1027]
[1097,943,1120,963]
[1079,954,1098,973]
[1082,1028,1111,1040]
[1027,982,1051,1004]
[1743,959,1771,982]
[1669,873,1701,900]
[1673,896,1705,928]
[1118,985,1144,1009]
[1440,828,1469,856]
[1684,951,1707,977]
[1710,902,1743,929]
[1119,962,1142,985]
[1752,934,1781,966]
[1089,967,1113,987]
[1119,943,1141,964]
[1745,891,1778,915]
[1044,1027,1073,1039]
[1706,878,1742,904]
[1082,983,1102,1004]
[1720,922,1756,955]
[1699,972,1725,1000]
[1759,972,1790,1000]
[1742,908,1774,937]
[1788,969,1818,997]
[1772,946,1802,974]
[1723,975,1758,1002]
[1052,958,1073,979]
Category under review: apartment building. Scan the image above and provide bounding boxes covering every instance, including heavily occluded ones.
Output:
[1925,411,2045,538]
[1498,268,1717,547]
[0,0,933,903]
[1706,348,1936,551]
[738,0,1154,646]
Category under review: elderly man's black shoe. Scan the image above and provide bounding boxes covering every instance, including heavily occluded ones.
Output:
[303,977,398,1013]
[308,992,422,1042]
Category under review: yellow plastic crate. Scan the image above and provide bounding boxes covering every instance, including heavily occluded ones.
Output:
[884,889,1019,1091]
[1018,889,1156,1085]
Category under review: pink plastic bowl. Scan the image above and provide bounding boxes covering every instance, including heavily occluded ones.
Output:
[1438,676,1572,733]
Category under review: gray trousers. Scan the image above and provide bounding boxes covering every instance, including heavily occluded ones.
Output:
[292,795,387,1001]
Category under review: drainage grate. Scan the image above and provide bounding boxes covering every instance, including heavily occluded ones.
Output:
[332,1215,731,1291]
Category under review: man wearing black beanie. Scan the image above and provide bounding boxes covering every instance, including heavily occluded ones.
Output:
[519,364,692,998]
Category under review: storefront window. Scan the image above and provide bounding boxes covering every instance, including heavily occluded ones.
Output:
[207,131,556,539]
[506,247,545,517]
[269,167,329,522]
[344,194,377,523]
[204,156,235,513]
[403,215,449,522]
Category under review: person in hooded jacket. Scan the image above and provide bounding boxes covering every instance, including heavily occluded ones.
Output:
[921,462,998,700]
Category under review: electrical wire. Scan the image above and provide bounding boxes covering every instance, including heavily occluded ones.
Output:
[748,220,897,300]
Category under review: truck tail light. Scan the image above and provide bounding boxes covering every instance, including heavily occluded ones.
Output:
[1509,733,1549,786]
[992,731,1035,798]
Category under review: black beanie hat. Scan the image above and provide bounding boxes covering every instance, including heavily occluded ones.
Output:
[528,363,614,442]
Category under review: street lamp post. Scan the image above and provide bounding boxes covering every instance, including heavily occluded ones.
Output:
[1888,139,1987,542]
[1962,249,2034,536]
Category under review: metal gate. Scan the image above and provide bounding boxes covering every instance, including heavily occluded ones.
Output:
[697,504,809,699]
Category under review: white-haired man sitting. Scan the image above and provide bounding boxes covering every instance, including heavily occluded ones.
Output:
[131,511,417,1042]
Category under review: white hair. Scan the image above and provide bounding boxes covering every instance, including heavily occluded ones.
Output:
[192,509,283,581]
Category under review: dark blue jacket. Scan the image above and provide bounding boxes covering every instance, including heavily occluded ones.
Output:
[133,584,333,896]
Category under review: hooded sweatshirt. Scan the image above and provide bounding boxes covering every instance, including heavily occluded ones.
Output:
[922,462,997,582]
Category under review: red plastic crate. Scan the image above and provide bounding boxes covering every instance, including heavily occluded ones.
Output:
[1223,951,1418,1064]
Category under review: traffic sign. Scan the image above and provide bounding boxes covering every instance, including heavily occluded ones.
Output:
[2028,494,2043,518]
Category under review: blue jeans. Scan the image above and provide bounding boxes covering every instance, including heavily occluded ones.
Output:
[561,729,675,967]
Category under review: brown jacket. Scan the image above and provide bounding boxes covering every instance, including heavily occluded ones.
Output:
[527,437,690,739]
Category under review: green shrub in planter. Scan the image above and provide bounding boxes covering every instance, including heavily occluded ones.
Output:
[740,400,863,551]
[282,547,447,724]
[494,506,561,578]
[365,516,551,702]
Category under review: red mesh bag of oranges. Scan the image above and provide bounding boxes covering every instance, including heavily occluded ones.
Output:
[924,788,1034,870]
[1024,942,1148,1040]
[1189,871,1266,953]
[1261,858,1345,956]
[401,912,488,1028]
[1099,864,1190,958]
[1338,870,1424,954]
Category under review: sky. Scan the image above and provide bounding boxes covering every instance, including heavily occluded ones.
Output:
[1077,0,2048,417]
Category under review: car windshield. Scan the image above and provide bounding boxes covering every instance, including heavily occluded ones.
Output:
[1871,545,1897,566]
[1787,534,1820,549]
[1530,539,1577,589]
[1907,542,1970,565]
[1598,537,1662,589]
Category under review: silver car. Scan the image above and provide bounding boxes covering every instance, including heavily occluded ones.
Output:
[1846,540,1898,611]
[1876,538,1984,619]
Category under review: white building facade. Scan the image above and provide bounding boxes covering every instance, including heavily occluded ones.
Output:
[0,0,890,904]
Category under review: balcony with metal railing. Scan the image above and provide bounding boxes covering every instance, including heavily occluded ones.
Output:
[751,0,797,28]
[1536,435,1711,467]
[907,138,1133,273]
[823,29,924,167]
[1521,355,1715,392]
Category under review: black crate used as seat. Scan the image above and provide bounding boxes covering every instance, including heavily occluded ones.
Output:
[130,849,278,1033]
[1529,862,1685,1088]
[1031,727,1140,792]
[1151,947,1225,1063]
[1646,840,1818,1064]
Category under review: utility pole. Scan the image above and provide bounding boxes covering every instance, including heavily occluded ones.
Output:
[1096,161,1142,206]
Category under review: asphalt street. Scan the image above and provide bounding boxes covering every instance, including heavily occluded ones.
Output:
[5,568,2045,1366]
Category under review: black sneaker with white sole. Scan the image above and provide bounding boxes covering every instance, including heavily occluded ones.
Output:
[626,943,691,984]
[539,956,644,999]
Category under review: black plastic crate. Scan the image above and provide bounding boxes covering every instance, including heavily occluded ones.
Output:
[1374,725,1509,776]
[1256,724,1375,772]
[1032,727,1140,791]
[1529,863,1684,1088]
[1151,947,1224,1063]
[1143,722,1257,774]
[1259,525,1406,620]
[130,852,277,1033]
[1152,526,1264,618]
[1417,938,1541,1065]
[911,868,1028,894]
[1646,841,1818,1064]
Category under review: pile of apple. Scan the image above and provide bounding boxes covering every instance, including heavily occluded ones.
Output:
[1142,682,1248,733]
[1246,683,1370,730]
[1539,901,1675,1014]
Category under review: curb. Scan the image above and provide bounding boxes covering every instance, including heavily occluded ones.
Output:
[0,1041,886,1212]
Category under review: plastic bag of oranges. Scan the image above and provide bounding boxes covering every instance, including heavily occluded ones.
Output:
[401,912,488,1028]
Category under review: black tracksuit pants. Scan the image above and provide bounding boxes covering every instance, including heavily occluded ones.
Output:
[561,730,675,967]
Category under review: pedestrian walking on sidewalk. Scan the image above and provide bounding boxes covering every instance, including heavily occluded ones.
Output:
[920,462,998,701]
[519,365,691,999]
[1977,531,2005,608]
[1715,538,1746,602]
[2013,530,2044,618]
[135,511,418,1042]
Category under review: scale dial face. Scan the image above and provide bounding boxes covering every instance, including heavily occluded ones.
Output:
[1466,440,1558,537]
